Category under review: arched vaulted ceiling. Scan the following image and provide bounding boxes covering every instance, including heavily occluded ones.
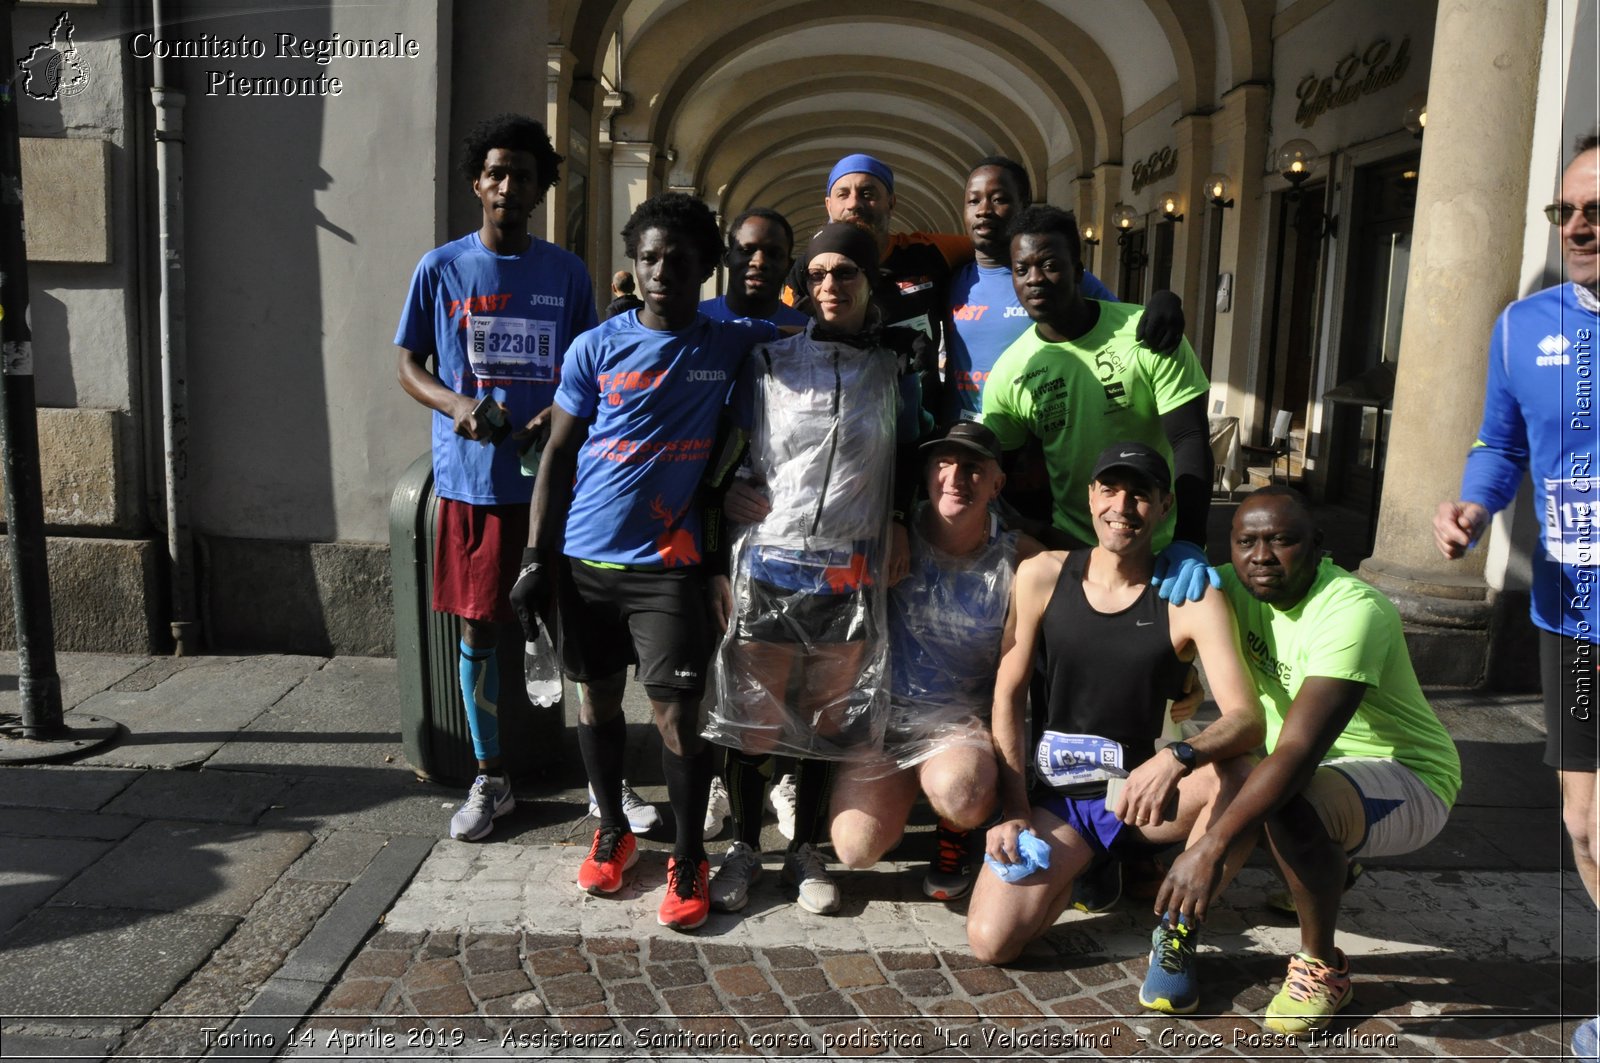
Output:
[557,0,1272,231]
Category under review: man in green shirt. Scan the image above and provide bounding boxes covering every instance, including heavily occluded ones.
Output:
[1155,487,1461,1037]
[980,204,1216,603]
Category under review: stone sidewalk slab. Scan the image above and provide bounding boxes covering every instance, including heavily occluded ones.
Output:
[69,655,328,769]
[51,820,311,917]
[0,907,238,1025]
[206,657,414,780]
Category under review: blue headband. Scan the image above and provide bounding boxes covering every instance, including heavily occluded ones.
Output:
[826,154,894,196]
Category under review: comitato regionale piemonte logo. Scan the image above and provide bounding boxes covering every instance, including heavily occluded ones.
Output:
[17,12,89,102]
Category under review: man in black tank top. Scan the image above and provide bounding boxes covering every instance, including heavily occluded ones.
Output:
[965,443,1265,1018]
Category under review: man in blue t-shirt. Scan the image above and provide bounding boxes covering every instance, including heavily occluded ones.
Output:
[396,113,596,844]
[945,157,1118,423]
[701,207,810,328]
[513,193,779,933]
[1435,133,1600,1061]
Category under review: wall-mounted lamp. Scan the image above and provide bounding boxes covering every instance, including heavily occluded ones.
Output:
[1204,172,1234,209]
[1080,224,1099,247]
[1111,202,1137,245]
[1402,93,1427,139]
[1158,192,1184,224]
[1275,139,1336,239]
[1275,139,1318,201]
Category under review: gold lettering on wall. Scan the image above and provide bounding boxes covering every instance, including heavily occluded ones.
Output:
[1294,37,1412,129]
[1130,146,1178,194]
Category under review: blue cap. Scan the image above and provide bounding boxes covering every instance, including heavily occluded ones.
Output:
[826,154,894,196]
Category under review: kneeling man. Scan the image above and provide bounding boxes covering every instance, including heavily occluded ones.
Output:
[829,422,1041,899]
[1157,487,1462,1036]
[967,443,1263,1017]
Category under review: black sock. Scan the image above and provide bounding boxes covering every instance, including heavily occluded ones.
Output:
[787,756,835,852]
[663,742,711,862]
[726,749,771,849]
[578,714,628,830]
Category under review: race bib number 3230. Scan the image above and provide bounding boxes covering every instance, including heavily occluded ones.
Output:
[467,315,557,383]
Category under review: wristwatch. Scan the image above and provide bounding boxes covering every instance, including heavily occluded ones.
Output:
[1166,740,1197,775]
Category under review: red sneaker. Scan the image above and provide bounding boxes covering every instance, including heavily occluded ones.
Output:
[657,856,710,931]
[577,826,637,895]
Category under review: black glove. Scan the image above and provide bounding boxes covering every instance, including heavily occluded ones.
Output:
[508,547,548,643]
[1136,289,1186,355]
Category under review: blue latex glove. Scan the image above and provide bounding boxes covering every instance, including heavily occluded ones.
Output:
[1152,540,1221,604]
[983,828,1052,884]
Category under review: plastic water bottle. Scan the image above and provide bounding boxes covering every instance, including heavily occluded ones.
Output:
[524,622,561,708]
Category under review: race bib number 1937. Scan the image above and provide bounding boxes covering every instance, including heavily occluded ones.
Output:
[467,315,557,383]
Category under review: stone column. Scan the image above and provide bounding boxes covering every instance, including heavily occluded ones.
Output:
[608,142,654,275]
[1358,0,1547,685]
[1090,162,1123,285]
[542,45,576,245]
[1168,112,1213,321]
[1207,82,1269,428]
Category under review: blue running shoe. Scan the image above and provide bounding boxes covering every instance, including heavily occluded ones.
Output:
[1574,1016,1600,1062]
[1139,915,1200,1014]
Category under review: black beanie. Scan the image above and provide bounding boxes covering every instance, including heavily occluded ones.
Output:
[803,221,880,276]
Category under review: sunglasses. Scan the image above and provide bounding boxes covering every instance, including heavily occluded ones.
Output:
[1544,202,1600,226]
[806,264,863,285]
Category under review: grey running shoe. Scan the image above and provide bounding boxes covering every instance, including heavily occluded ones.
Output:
[709,840,762,912]
[588,780,662,834]
[450,774,514,841]
[783,842,840,915]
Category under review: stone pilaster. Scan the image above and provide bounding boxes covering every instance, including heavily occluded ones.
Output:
[1207,82,1269,428]
[1358,0,1548,685]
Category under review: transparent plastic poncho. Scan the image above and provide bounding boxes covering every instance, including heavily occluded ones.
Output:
[705,329,905,760]
[870,510,1018,773]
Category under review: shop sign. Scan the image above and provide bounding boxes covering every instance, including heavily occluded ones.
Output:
[1294,36,1411,129]
[1131,146,1178,194]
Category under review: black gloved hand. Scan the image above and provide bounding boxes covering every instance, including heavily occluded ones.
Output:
[1136,289,1186,355]
[508,547,548,643]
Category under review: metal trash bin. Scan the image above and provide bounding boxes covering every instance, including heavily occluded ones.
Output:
[390,453,562,786]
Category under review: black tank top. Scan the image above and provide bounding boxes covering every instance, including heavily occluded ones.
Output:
[1038,550,1189,772]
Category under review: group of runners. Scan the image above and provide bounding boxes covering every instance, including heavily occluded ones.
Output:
[395,111,1594,1048]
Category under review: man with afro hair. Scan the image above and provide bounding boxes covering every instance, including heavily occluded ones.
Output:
[396,113,596,843]
[514,192,794,931]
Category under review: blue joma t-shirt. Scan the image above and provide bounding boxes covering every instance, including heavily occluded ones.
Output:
[556,311,777,566]
[699,295,810,328]
[395,233,597,505]
[946,262,1115,421]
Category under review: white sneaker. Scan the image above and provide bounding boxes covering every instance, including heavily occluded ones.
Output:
[588,780,662,834]
[782,842,840,915]
[450,774,514,841]
[709,840,762,912]
[769,773,797,840]
[704,775,731,839]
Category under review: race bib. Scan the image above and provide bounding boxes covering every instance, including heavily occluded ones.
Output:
[1543,476,1600,566]
[467,315,557,383]
[1035,731,1126,790]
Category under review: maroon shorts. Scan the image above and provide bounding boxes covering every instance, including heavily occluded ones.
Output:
[432,498,529,624]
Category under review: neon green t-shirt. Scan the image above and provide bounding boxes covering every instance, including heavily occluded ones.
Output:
[980,301,1208,550]
[1220,559,1462,807]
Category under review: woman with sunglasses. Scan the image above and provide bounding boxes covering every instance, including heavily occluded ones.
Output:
[703,221,923,917]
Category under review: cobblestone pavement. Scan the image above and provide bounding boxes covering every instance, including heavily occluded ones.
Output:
[3,654,1596,1062]
[282,846,1596,1060]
